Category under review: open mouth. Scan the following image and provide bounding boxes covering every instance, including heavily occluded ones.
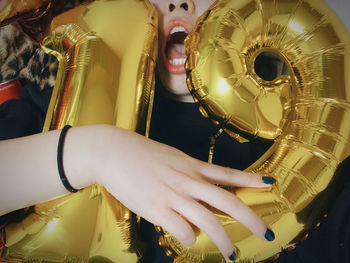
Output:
[163,22,190,74]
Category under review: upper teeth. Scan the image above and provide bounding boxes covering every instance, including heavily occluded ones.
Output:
[170,26,188,35]
[169,58,186,65]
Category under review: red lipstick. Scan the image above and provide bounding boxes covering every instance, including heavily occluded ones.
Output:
[162,19,192,74]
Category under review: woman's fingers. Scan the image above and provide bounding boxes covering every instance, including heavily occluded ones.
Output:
[169,194,235,259]
[186,179,273,241]
[152,208,196,247]
[197,160,276,188]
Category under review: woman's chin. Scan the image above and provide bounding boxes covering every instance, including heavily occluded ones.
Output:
[161,86,194,102]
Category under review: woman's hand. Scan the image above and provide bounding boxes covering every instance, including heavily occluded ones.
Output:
[63,125,275,260]
[0,124,274,259]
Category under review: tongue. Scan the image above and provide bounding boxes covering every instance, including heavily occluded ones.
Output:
[166,31,187,60]
[167,43,186,59]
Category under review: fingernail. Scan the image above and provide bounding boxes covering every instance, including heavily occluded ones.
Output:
[265,228,275,241]
[262,176,276,185]
[229,251,237,261]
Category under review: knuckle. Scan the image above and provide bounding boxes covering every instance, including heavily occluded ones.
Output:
[223,167,233,176]
[229,197,243,211]
[176,228,194,243]
[202,213,222,233]
[219,191,244,215]
[169,178,185,192]
[150,209,170,226]
[168,172,197,192]
[217,166,232,180]
[172,223,195,246]
[217,187,238,207]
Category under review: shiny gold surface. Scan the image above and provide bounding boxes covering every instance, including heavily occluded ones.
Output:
[42,0,158,135]
[4,0,157,262]
[0,0,55,42]
[0,0,48,23]
[5,186,143,263]
[160,0,350,262]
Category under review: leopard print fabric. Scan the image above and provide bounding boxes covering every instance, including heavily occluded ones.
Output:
[0,0,86,92]
[0,24,58,91]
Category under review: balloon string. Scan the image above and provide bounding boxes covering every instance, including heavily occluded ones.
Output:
[208,128,224,164]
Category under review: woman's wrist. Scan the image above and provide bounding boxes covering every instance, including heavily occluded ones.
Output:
[62,124,129,190]
[60,125,107,190]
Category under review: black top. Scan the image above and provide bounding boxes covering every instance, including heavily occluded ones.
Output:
[149,88,272,169]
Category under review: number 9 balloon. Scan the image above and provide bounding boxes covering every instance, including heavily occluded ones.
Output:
[157,0,350,262]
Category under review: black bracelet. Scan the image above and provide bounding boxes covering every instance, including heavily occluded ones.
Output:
[57,125,79,193]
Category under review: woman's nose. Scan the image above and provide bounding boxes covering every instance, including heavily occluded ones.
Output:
[167,0,195,14]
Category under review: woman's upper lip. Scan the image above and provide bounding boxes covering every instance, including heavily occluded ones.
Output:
[164,18,192,38]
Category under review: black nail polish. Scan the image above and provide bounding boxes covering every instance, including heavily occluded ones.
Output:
[262,176,276,185]
[229,251,237,261]
[265,228,275,241]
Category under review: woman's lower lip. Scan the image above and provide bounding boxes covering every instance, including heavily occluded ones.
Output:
[164,57,186,74]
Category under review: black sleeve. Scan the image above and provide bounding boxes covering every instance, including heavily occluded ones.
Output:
[0,99,43,139]
[0,83,51,140]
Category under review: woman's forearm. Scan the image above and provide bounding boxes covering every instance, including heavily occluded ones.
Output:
[0,125,103,215]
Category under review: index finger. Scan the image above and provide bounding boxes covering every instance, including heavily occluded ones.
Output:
[197,160,276,187]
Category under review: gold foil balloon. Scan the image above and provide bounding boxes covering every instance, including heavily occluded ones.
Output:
[42,0,158,134]
[0,0,54,42]
[4,186,143,263]
[0,0,73,43]
[0,0,49,24]
[158,0,350,262]
[3,0,157,262]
